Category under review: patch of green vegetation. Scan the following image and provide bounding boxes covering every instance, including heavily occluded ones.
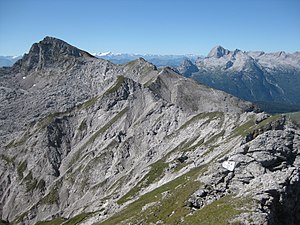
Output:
[183,138,205,153]
[117,160,168,205]
[231,119,256,137]
[232,114,282,138]
[24,170,38,192]
[15,132,29,147]
[104,76,125,95]
[4,140,15,149]
[203,145,219,157]
[171,137,205,157]
[0,219,10,225]
[35,217,65,225]
[125,60,137,67]
[125,59,154,74]
[179,112,224,132]
[135,181,199,224]
[179,137,199,151]
[77,96,99,110]
[173,161,190,173]
[40,186,59,205]
[143,77,156,88]
[63,212,92,225]
[37,179,46,191]
[38,112,67,129]
[17,160,27,179]
[256,114,281,129]
[67,151,82,171]
[164,139,189,158]
[99,165,207,225]
[24,170,33,182]
[99,107,128,134]
[286,111,300,126]
[142,65,155,74]
[14,211,29,224]
[183,195,249,225]
[204,130,225,146]
[66,164,83,186]
[166,138,194,156]
[0,154,15,166]
[78,118,87,131]
[166,112,224,140]
[163,137,204,164]
[5,131,31,148]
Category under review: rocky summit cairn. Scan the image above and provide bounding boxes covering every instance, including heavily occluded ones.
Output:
[0,37,299,225]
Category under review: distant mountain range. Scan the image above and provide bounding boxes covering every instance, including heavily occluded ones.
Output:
[0,56,22,67]
[176,46,300,113]
[92,52,200,67]
[0,52,199,68]
[2,46,300,113]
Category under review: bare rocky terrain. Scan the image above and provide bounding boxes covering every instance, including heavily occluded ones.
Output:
[0,37,299,225]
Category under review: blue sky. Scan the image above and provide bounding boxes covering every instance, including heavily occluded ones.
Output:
[0,0,299,55]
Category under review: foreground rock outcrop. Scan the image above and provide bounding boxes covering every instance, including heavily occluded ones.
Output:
[0,37,299,225]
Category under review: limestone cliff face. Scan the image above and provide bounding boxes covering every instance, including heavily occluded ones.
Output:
[0,37,299,225]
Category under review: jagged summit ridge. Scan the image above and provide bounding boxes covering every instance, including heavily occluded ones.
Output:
[13,36,95,71]
[208,45,230,58]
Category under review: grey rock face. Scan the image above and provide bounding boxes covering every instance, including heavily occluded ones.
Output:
[0,37,299,225]
[13,36,95,72]
[176,59,199,77]
[189,120,300,225]
[208,45,230,58]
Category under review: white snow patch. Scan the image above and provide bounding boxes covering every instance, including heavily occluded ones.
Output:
[222,160,236,171]
[97,51,112,56]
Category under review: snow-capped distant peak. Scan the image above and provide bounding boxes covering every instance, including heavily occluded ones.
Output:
[97,51,112,56]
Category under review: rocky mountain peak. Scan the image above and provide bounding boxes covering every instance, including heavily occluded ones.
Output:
[122,57,157,81]
[208,45,230,58]
[177,58,199,77]
[13,36,94,71]
[181,58,194,66]
[33,36,93,58]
